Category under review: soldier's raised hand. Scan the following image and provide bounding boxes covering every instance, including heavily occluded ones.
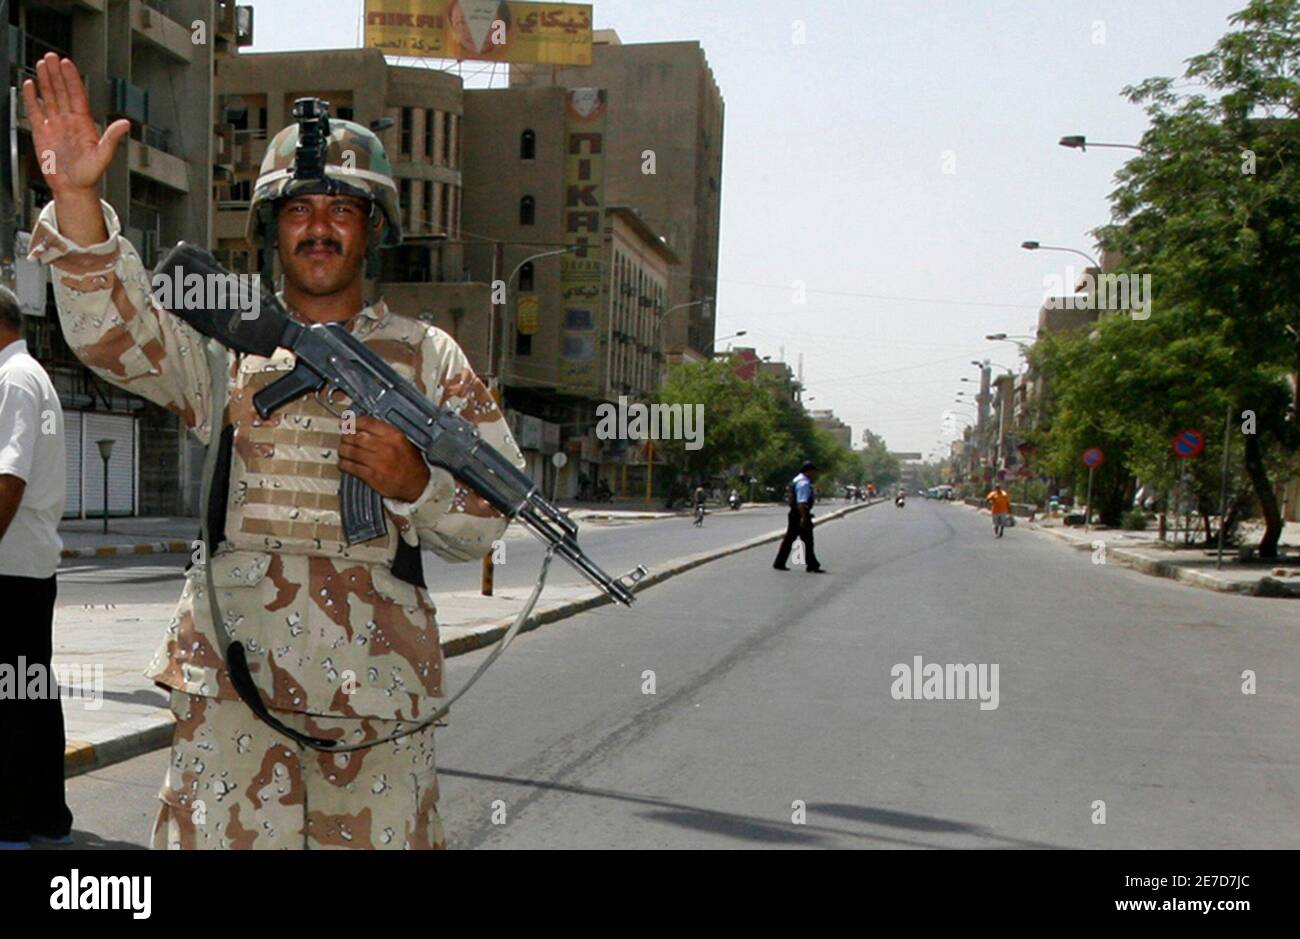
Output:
[22,53,130,195]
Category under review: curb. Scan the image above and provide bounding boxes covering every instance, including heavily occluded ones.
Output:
[64,714,177,780]
[63,499,880,776]
[61,540,192,559]
[1026,519,1300,599]
[439,499,882,656]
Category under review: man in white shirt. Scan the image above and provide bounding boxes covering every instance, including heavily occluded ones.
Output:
[0,284,71,849]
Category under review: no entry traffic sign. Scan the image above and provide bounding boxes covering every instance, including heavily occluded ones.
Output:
[1082,447,1105,468]
[1172,428,1205,458]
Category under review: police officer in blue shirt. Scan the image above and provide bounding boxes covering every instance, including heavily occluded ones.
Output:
[773,460,824,573]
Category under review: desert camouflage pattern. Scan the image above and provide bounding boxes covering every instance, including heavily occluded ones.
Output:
[29,198,525,722]
[249,117,403,247]
[152,690,444,849]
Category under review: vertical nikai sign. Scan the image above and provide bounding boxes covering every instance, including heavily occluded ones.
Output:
[559,87,606,392]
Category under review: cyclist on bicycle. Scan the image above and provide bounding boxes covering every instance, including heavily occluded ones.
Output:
[986,484,1013,537]
[693,484,707,527]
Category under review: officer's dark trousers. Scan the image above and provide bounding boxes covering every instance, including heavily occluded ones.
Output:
[0,574,73,842]
[773,511,819,569]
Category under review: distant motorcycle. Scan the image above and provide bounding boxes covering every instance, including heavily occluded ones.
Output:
[895,493,906,508]
[728,493,741,511]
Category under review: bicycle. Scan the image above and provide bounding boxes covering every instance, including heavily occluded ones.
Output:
[693,502,706,527]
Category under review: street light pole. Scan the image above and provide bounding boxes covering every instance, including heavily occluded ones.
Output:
[1021,240,1101,270]
[706,329,747,353]
[1058,135,1143,153]
[663,298,714,358]
[502,245,575,386]
[96,439,115,535]
[484,244,576,599]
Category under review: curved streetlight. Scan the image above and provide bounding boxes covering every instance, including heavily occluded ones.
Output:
[707,330,748,352]
[1021,240,1100,270]
[987,332,1036,356]
[495,245,580,379]
[1058,135,1142,153]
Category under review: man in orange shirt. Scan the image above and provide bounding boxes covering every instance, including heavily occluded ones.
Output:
[986,484,1013,537]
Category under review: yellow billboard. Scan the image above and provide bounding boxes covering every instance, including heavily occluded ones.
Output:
[364,0,593,66]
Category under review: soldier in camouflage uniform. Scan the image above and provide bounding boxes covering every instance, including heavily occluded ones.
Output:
[23,53,523,848]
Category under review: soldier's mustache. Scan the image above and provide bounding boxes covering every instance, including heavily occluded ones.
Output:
[296,238,343,255]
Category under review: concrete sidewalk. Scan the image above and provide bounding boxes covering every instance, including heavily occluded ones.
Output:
[59,516,199,558]
[53,502,748,555]
[56,498,881,777]
[963,502,1300,598]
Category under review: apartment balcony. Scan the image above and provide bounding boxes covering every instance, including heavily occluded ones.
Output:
[127,137,189,192]
[214,126,267,176]
[213,206,250,242]
[131,0,194,64]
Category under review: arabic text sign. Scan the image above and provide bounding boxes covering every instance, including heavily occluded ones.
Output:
[559,88,606,391]
[516,293,539,336]
[364,0,593,66]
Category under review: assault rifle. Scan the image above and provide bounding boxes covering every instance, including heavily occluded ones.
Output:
[154,242,642,606]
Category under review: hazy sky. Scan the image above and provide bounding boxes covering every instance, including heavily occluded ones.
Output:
[249,0,1244,457]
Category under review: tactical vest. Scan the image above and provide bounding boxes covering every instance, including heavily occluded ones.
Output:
[205,342,425,587]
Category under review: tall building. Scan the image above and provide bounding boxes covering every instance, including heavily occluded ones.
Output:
[6,0,224,517]
[810,409,852,450]
[510,29,724,360]
[460,85,678,495]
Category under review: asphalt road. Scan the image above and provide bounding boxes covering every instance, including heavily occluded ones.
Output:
[54,499,1300,849]
[53,503,803,608]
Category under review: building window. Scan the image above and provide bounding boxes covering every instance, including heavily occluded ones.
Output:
[422,184,433,233]
[425,109,435,160]
[515,332,532,356]
[400,107,413,156]
[400,179,412,230]
[441,183,451,233]
[518,261,534,292]
[520,129,536,160]
[442,112,453,166]
[519,195,535,226]
[336,106,354,121]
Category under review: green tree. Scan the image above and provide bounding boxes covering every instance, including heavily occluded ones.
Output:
[1093,0,1300,554]
[656,359,789,485]
[858,429,901,490]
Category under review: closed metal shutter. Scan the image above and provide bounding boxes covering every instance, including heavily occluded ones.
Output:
[63,411,82,518]
[82,413,137,517]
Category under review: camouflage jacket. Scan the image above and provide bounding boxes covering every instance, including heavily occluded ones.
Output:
[30,200,525,721]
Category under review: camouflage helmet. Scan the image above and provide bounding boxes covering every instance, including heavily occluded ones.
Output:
[247,117,402,248]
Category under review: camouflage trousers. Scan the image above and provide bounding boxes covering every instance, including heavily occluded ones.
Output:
[151,690,445,849]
